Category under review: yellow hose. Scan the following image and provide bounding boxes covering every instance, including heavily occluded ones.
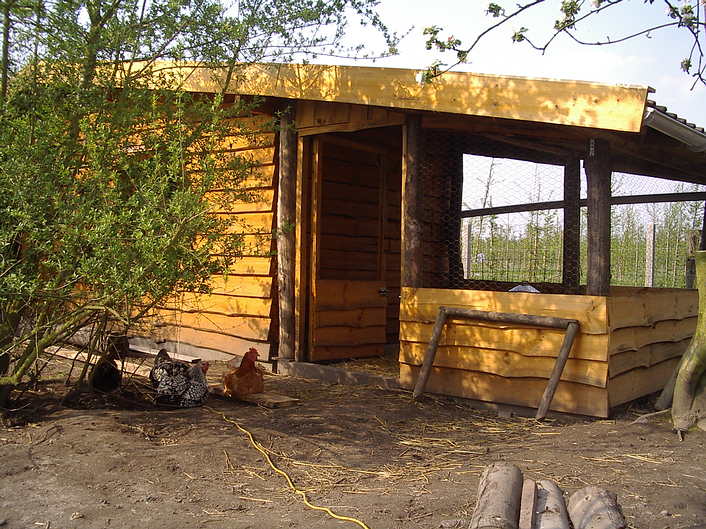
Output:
[207,407,372,529]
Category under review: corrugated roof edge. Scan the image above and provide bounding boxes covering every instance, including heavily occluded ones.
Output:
[645,101,706,152]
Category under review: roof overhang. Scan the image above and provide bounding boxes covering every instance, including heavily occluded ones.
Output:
[144,61,651,133]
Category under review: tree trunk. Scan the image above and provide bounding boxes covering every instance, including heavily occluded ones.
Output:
[672,250,706,431]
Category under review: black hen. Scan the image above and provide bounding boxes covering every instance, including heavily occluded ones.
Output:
[90,334,127,392]
[149,349,210,407]
[90,357,122,392]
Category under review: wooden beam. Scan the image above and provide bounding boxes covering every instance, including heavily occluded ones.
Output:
[277,109,297,360]
[461,191,706,218]
[585,138,612,296]
[563,158,581,292]
[293,136,311,362]
[307,138,323,359]
[402,114,423,287]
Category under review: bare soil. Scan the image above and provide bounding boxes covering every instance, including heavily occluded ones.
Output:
[1,359,705,529]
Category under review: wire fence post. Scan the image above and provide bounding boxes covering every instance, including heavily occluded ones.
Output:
[645,222,656,287]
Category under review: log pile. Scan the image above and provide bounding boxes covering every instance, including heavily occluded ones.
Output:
[470,463,626,529]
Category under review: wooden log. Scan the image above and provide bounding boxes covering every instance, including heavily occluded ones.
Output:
[535,480,571,529]
[563,158,581,293]
[568,486,626,529]
[585,138,612,296]
[277,109,297,360]
[469,462,523,529]
[402,114,423,287]
[535,321,580,419]
[518,479,537,529]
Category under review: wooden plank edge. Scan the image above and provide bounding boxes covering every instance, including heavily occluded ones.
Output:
[209,385,300,408]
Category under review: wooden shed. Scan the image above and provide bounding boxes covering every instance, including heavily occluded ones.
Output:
[134,62,706,417]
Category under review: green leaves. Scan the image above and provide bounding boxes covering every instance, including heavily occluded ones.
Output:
[0,0,395,391]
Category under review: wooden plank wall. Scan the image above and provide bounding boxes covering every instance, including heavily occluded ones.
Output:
[319,141,383,281]
[136,114,278,360]
[398,287,612,417]
[607,286,698,407]
[317,131,402,344]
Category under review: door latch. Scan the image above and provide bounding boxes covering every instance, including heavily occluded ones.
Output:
[378,288,388,296]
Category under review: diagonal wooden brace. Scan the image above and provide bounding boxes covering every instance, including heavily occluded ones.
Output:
[411,306,580,420]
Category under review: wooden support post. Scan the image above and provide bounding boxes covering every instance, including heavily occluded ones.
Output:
[535,321,579,420]
[563,157,581,293]
[294,136,311,362]
[645,222,656,287]
[585,138,612,296]
[402,114,423,287]
[277,109,297,360]
[469,462,523,529]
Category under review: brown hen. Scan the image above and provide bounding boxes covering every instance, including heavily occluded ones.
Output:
[223,347,264,398]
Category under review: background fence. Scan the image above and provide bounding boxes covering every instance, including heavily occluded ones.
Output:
[459,155,705,290]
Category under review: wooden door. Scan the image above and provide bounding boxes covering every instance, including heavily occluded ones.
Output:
[308,136,389,361]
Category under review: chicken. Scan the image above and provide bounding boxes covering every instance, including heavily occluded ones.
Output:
[90,357,122,393]
[149,349,210,407]
[223,347,264,399]
[90,334,128,392]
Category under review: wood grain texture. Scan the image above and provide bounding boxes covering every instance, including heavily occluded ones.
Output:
[207,275,273,298]
[609,339,690,378]
[164,62,649,132]
[399,342,608,387]
[153,309,271,341]
[608,357,681,407]
[161,293,272,317]
[152,325,271,357]
[402,114,422,287]
[607,287,698,330]
[399,363,609,417]
[400,321,609,361]
[401,287,609,335]
[225,257,273,276]
[277,110,297,360]
[585,138,612,296]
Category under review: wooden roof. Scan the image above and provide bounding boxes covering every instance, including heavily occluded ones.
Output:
[154,61,650,133]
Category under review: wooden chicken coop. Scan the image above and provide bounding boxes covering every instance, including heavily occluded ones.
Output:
[134,62,706,417]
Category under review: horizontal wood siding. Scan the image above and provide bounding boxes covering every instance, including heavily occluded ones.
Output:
[134,115,278,361]
[399,287,611,417]
[607,287,698,407]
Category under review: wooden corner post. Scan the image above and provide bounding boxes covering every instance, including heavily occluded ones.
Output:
[584,138,612,296]
[402,114,423,288]
[562,157,581,292]
[277,108,297,360]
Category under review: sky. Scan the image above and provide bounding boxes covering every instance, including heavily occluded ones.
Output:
[338,0,706,127]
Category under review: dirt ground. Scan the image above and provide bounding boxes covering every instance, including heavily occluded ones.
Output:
[1,358,705,529]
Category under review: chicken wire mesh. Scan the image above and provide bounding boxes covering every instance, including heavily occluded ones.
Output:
[419,131,705,293]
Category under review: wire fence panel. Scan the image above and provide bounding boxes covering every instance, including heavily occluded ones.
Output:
[420,135,705,292]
